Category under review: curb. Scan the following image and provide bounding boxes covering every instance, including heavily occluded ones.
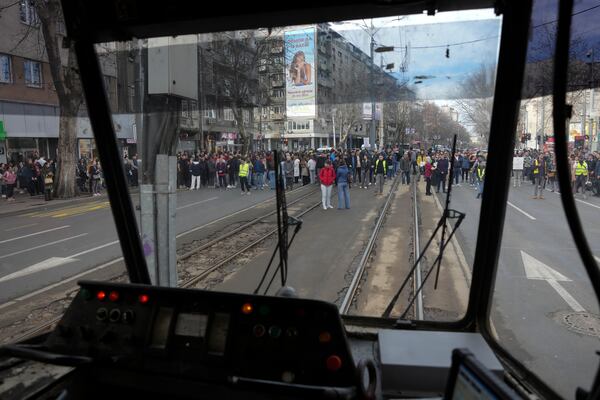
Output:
[0,189,141,218]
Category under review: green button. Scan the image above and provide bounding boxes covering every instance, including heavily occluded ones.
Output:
[259,305,270,316]
[81,288,93,300]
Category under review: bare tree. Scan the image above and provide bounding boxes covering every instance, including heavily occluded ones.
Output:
[453,64,495,143]
[2,0,83,197]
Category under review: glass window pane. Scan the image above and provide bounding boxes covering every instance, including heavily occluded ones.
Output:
[490,1,600,398]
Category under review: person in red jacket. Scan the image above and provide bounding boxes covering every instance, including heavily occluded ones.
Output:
[424,157,433,196]
[319,160,336,210]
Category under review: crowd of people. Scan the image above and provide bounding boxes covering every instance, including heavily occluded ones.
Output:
[511,148,600,200]
[0,155,56,202]
[1,146,598,205]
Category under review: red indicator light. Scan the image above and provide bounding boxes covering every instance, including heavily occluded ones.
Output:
[96,291,106,301]
[319,331,332,343]
[326,355,342,371]
[241,303,253,315]
[138,294,149,304]
[109,291,119,302]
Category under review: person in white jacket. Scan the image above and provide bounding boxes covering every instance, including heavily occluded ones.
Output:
[293,155,300,183]
[307,156,316,184]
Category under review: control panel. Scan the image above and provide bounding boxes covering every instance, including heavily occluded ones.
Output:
[44,281,357,389]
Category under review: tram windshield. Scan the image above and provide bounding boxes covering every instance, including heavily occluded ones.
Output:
[0,1,598,399]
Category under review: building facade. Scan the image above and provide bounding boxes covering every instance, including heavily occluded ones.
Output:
[0,2,135,164]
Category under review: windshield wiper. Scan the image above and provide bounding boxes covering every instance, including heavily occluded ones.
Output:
[382,135,465,320]
[254,151,302,296]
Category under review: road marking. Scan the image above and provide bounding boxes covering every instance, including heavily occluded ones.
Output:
[576,199,600,210]
[70,240,120,258]
[507,201,536,220]
[176,201,268,238]
[0,233,88,260]
[176,196,218,210]
[4,223,38,232]
[30,201,110,218]
[521,250,585,312]
[0,257,123,311]
[0,257,78,283]
[550,191,600,210]
[0,225,70,244]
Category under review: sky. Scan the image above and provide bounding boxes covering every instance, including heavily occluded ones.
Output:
[331,1,600,100]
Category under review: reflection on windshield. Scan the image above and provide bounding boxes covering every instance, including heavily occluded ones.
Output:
[489,0,600,398]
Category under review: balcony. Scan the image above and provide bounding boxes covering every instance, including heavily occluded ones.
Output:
[270,46,283,54]
[271,80,284,88]
[270,113,284,120]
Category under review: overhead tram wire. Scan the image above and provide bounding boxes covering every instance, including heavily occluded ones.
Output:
[383,5,600,53]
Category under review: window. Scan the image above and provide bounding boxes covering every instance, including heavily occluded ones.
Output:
[203,108,216,119]
[0,54,12,83]
[181,100,190,118]
[287,120,310,130]
[19,0,39,25]
[272,89,284,98]
[24,60,42,88]
[243,109,250,124]
[223,108,235,121]
[261,107,269,118]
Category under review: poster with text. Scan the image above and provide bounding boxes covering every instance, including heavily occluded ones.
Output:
[285,28,316,118]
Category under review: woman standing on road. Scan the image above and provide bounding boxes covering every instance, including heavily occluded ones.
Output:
[336,160,351,209]
[424,157,433,196]
[319,160,336,210]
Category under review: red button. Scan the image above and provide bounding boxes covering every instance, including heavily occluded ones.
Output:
[96,291,106,301]
[109,291,119,302]
[326,355,342,371]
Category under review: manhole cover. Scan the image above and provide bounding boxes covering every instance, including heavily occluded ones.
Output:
[562,312,600,337]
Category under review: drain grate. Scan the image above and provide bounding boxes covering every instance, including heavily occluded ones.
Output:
[562,312,600,337]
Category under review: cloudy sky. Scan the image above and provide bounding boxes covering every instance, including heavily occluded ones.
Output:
[331,1,600,100]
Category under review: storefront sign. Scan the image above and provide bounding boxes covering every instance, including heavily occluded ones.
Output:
[0,121,6,140]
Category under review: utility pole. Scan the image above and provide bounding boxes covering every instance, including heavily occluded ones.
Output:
[332,110,336,148]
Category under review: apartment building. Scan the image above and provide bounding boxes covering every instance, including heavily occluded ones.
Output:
[0,1,133,164]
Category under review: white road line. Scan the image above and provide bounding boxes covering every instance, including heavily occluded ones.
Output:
[0,257,78,283]
[0,233,88,260]
[0,257,123,311]
[507,201,536,220]
[176,201,267,238]
[550,190,600,210]
[70,240,120,258]
[547,279,586,312]
[176,196,218,210]
[4,223,39,232]
[0,225,70,244]
[576,199,600,210]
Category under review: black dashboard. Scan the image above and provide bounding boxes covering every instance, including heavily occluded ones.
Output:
[21,281,366,399]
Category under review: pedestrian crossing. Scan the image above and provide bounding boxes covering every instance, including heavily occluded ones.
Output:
[25,201,110,219]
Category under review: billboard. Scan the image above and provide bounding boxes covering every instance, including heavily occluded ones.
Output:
[362,103,372,120]
[285,28,316,118]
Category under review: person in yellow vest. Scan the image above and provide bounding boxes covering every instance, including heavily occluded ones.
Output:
[532,154,546,199]
[374,154,387,195]
[238,157,252,195]
[573,155,588,199]
[475,159,485,199]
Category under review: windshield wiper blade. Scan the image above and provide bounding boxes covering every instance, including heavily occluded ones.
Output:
[253,152,302,295]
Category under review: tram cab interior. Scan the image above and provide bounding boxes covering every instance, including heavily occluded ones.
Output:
[1,0,599,399]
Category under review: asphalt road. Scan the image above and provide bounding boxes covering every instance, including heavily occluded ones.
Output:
[0,185,313,305]
[434,177,600,399]
[1,173,599,398]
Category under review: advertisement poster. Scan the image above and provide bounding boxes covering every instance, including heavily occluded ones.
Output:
[285,28,316,118]
[362,103,372,120]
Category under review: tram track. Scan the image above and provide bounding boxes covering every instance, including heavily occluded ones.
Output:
[339,176,401,315]
[339,177,424,320]
[5,185,321,345]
